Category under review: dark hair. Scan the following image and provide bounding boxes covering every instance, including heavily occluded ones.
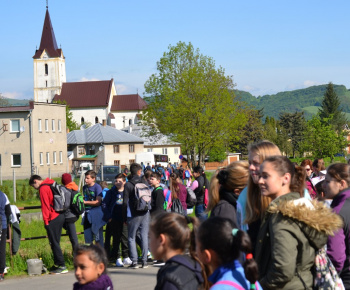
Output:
[170,172,180,200]
[114,173,126,181]
[29,175,42,185]
[150,212,208,289]
[193,166,209,195]
[313,158,325,172]
[74,244,108,274]
[315,180,325,196]
[263,156,306,197]
[327,163,350,185]
[130,163,142,176]
[197,217,258,286]
[150,172,161,181]
[85,170,96,179]
[144,170,153,179]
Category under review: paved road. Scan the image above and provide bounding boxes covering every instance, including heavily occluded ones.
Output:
[3,265,158,289]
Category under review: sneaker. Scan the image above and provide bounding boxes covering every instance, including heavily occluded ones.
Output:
[4,267,9,274]
[128,262,139,269]
[50,266,68,274]
[115,258,124,267]
[123,257,132,266]
[153,260,165,267]
[141,262,148,269]
[0,273,4,281]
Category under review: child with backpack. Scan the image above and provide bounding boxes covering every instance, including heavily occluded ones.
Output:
[73,244,113,290]
[169,172,186,215]
[150,211,205,290]
[149,172,166,214]
[196,217,262,290]
[83,170,105,247]
[61,173,79,252]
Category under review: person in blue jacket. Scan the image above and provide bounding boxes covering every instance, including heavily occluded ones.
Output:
[196,217,262,290]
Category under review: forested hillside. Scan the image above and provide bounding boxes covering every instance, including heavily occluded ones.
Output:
[234,84,350,119]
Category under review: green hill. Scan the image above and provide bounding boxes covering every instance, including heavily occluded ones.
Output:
[235,84,350,119]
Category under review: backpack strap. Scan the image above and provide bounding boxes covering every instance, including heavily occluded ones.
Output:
[155,186,163,191]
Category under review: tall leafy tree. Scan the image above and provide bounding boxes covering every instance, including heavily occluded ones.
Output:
[53,99,80,131]
[142,41,247,166]
[319,82,347,131]
[279,111,306,158]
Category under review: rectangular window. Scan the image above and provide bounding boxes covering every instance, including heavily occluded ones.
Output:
[174,148,179,154]
[58,119,62,132]
[114,160,120,166]
[53,151,57,164]
[45,119,49,132]
[129,159,135,164]
[11,154,21,167]
[52,119,55,132]
[129,144,134,153]
[38,119,42,132]
[11,120,20,132]
[40,152,43,165]
[78,146,85,156]
[162,148,168,155]
[113,145,119,153]
[46,152,50,165]
[147,148,153,152]
[59,151,63,163]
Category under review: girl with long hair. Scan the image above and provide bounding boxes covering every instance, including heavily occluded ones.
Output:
[149,212,206,290]
[169,172,187,212]
[236,140,281,248]
[189,166,209,222]
[211,161,249,227]
[255,156,342,289]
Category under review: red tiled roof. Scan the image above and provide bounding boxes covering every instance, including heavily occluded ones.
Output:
[53,79,113,108]
[33,9,62,59]
[110,94,147,111]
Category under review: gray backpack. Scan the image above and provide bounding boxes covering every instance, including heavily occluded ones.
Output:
[134,183,152,212]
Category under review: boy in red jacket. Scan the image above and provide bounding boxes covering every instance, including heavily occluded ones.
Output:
[29,175,68,274]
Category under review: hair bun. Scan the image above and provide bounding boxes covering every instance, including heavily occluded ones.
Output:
[217,169,229,185]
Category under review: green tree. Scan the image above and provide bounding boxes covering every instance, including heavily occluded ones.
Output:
[142,42,247,166]
[54,99,80,131]
[208,146,227,162]
[302,115,347,161]
[279,111,306,158]
[319,82,347,131]
[234,107,264,155]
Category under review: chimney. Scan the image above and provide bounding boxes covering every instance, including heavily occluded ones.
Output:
[102,120,106,127]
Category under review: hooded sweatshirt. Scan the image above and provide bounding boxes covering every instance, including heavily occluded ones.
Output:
[73,274,113,290]
[39,178,59,226]
[155,255,204,290]
[255,192,342,290]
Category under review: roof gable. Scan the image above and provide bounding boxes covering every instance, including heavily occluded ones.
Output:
[110,94,147,111]
[33,9,62,59]
[54,79,114,108]
[67,123,144,144]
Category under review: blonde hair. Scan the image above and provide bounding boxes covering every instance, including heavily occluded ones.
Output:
[219,161,249,192]
[245,140,281,224]
[206,172,220,211]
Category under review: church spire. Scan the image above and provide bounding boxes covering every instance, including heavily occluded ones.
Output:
[33,7,61,59]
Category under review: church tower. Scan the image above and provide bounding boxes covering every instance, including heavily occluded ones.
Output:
[33,7,66,103]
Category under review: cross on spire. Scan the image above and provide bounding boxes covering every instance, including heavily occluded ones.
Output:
[46,0,48,9]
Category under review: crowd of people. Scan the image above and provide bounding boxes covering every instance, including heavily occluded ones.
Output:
[1,140,350,289]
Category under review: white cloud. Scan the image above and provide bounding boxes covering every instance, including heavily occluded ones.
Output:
[2,91,24,99]
[115,84,128,94]
[79,77,100,82]
[303,80,321,87]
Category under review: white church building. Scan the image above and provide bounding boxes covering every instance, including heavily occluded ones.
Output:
[34,7,146,130]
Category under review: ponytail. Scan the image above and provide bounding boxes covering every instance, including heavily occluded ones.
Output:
[198,217,259,287]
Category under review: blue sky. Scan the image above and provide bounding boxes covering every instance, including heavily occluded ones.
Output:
[1,0,350,100]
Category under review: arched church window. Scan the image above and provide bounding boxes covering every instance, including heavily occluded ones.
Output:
[81,117,85,124]
[45,64,48,75]
[95,117,99,124]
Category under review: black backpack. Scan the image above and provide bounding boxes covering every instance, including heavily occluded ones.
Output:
[171,198,184,215]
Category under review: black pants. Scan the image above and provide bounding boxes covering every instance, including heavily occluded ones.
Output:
[63,221,79,252]
[0,228,7,274]
[46,214,65,267]
[105,220,129,260]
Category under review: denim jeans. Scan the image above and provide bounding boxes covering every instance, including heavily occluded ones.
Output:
[127,211,150,263]
[84,216,104,247]
[195,204,208,222]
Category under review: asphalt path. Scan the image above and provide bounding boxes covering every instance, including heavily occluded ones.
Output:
[3,265,159,289]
